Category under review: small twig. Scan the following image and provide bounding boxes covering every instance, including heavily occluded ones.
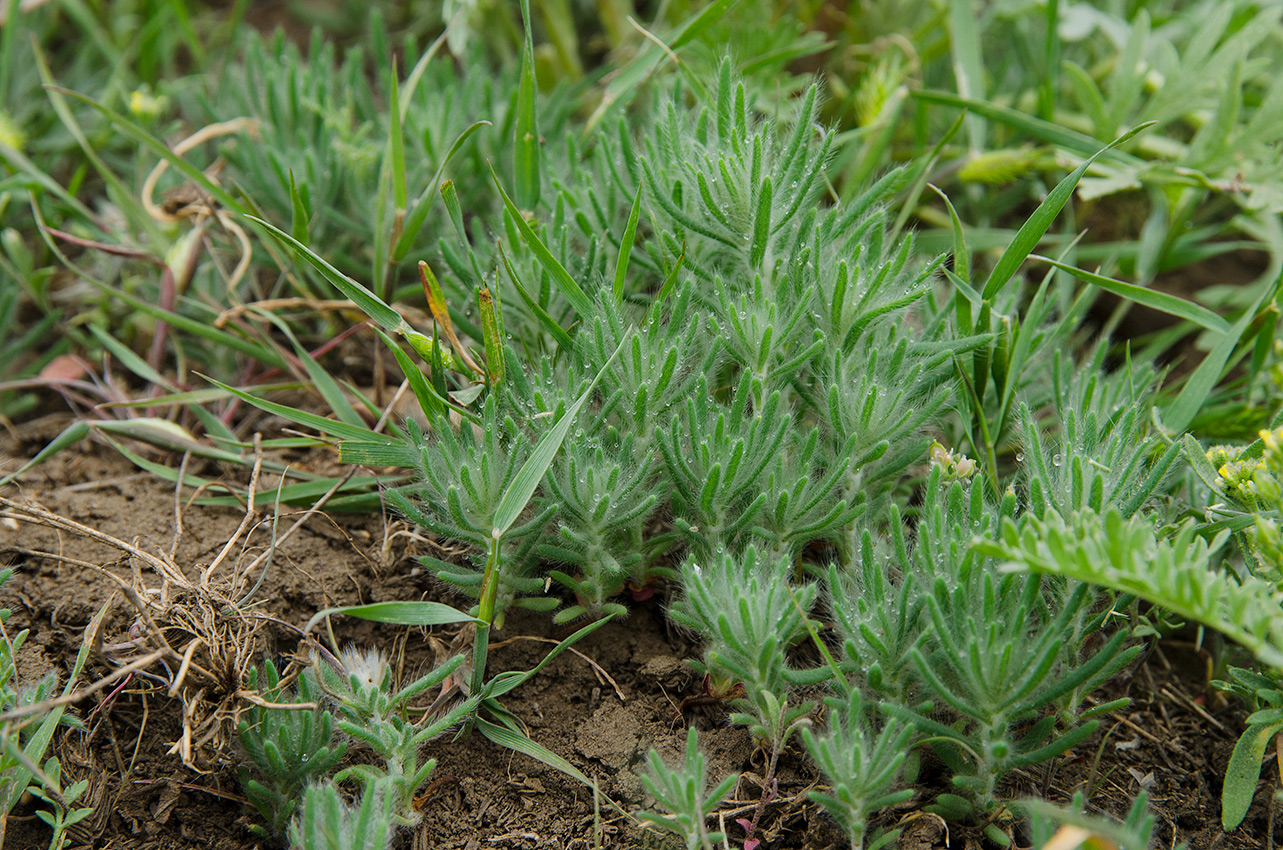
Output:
[1160,684,1226,731]
[0,544,175,658]
[0,496,188,591]
[141,118,258,225]
[236,690,318,711]
[488,635,626,702]
[169,450,193,560]
[167,638,205,698]
[200,434,263,587]
[130,777,248,804]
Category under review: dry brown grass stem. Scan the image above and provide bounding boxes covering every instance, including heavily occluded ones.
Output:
[0,492,265,766]
[199,434,264,588]
[141,117,259,293]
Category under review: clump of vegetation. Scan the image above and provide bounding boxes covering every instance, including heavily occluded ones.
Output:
[4,0,1283,848]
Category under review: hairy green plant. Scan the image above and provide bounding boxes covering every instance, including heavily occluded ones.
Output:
[873,472,1140,824]
[388,399,553,620]
[669,547,818,847]
[800,690,914,850]
[1021,790,1174,850]
[311,645,476,825]
[0,570,95,848]
[14,4,1281,845]
[25,757,93,850]
[237,661,346,838]
[637,726,737,850]
[288,780,393,850]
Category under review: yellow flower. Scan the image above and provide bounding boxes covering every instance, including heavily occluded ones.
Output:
[129,88,167,121]
[0,110,25,152]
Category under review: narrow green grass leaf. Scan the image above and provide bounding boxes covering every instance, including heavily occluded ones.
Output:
[891,111,965,243]
[514,0,541,209]
[398,25,451,121]
[1164,296,1262,434]
[253,308,368,429]
[93,418,247,462]
[54,86,247,221]
[372,327,447,421]
[483,617,615,699]
[394,120,491,261]
[288,169,310,242]
[196,476,399,508]
[982,123,1153,301]
[499,245,574,350]
[100,437,222,491]
[188,404,238,448]
[101,383,300,409]
[1031,256,1230,334]
[35,50,160,242]
[248,216,403,331]
[0,144,97,223]
[86,325,175,391]
[98,282,287,368]
[0,421,89,486]
[389,64,407,210]
[912,90,1145,166]
[305,602,478,635]
[203,376,382,443]
[613,180,644,303]
[492,330,631,536]
[338,441,421,467]
[669,0,742,49]
[489,164,594,321]
[947,0,987,152]
[475,716,596,787]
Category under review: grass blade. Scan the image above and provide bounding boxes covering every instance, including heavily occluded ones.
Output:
[489,163,594,321]
[613,179,644,303]
[475,716,596,789]
[86,325,175,391]
[1031,256,1230,334]
[514,0,541,209]
[947,0,987,152]
[202,376,382,443]
[389,63,407,211]
[305,602,478,635]
[372,327,447,421]
[394,120,492,261]
[1163,290,1267,434]
[0,421,89,486]
[492,329,631,536]
[499,244,574,350]
[288,169,310,242]
[670,0,742,49]
[248,216,403,331]
[253,307,367,428]
[981,123,1153,301]
[912,89,1144,166]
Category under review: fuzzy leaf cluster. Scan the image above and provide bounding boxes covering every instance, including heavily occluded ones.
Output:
[237,660,346,838]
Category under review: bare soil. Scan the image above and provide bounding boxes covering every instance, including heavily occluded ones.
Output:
[0,421,1276,849]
